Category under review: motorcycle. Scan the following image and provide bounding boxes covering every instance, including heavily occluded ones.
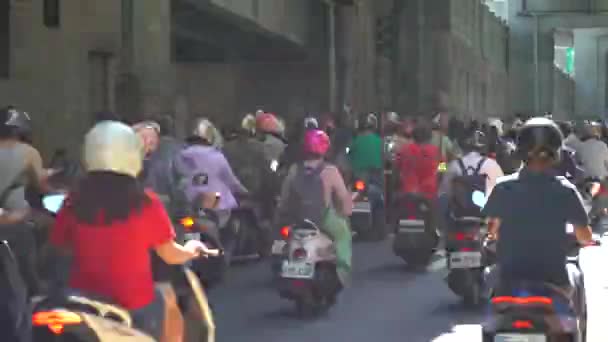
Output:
[33,194,219,342]
[445,191,489,306]
[392,193,439,268]
[482,233,598,342]
[175,192,226,289]
[276,220,341,317]
[351,170,386,240]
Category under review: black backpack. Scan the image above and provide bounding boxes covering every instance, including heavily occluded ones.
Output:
[285,163,327,226]
[450,158,487,218]
[0,241,31,342]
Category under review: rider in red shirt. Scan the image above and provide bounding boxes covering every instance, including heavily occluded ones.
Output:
[49,121,209,339]
[396,121,440,200]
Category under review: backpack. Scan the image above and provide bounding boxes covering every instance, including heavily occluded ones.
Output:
[449,158,487,218]
[285,163,327,226]
[0,241,31,342]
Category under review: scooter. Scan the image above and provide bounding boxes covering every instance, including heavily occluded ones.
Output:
[351,170,386,240]
[276,220,341,317]
[444,217,486,306]
[176,192,226,289]
[392,193,438,268]
[33,194,219,342]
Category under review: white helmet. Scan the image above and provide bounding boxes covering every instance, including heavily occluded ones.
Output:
[488,118,504,136]
[192,118,223,148]
[83,121,144,178]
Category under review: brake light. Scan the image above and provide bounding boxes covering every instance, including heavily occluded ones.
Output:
[180,217,195,230]
[460,247,473,252]
[355,180,366,192]
[450,232,477,241]
[292,248,307,260]
[407,216,417,220]
[280,226,290,239]
[512,320,534,329]
[491,296,553,306]
[599,184,608,195]
[33,311,82,335]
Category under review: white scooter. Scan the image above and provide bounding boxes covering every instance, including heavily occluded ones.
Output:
[275,220,341,317]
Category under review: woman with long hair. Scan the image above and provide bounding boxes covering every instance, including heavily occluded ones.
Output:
[49,121,211,339]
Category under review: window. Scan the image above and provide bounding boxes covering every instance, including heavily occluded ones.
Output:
[44,0,60,28]
[0,0,8,78]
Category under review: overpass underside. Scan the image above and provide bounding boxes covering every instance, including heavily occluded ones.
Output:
[169,0,329,130]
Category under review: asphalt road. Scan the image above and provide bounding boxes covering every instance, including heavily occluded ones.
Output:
[209,239,485,342]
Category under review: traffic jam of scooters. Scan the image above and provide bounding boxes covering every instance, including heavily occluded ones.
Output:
[4,109,608,342]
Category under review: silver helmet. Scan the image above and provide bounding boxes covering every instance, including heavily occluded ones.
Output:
[83,121,144,178]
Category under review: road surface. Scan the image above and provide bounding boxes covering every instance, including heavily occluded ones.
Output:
[210,239,483,342]
[209,239,607,342]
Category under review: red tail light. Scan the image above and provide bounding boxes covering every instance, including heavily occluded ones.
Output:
[292,248,307,260]
[407,215,417,220]
[599,184,608,195]
[460,247,474,252]
[512,320,534,329]
[450,232,477,241]
[280,226,290,239]
[355,180,366,191]
[491,296,553,306]
[33,311,82,335]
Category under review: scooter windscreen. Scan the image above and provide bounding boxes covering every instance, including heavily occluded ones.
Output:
[42,194,66,214]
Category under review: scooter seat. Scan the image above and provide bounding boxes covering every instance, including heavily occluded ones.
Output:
[452,216,485,224]
[295,219,320,231]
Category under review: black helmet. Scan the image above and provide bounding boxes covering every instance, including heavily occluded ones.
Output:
[517,117,563,162]
[458,130,487,152]
[0,106,31,140]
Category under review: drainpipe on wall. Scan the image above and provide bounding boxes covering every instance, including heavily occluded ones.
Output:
[325,0,338,113]
[533,14,540,115]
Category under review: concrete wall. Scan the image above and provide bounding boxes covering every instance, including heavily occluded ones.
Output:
[175,62,328,133]
[394,0,508,118]
[554,67,575,118]
[1,0,124,157]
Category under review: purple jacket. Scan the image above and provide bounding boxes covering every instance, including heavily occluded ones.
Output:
[175,145,247,210]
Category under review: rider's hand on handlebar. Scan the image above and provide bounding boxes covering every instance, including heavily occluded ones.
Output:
[184,240,220,258]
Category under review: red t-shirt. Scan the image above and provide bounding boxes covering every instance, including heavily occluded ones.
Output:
[396,143,440,200]
[50,190,175,310]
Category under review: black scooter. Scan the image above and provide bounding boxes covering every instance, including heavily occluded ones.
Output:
[392,193,439,268]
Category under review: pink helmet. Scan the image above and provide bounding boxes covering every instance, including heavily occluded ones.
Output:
[303,129,330,156]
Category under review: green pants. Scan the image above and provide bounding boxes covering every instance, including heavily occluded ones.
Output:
[321,207,353,286]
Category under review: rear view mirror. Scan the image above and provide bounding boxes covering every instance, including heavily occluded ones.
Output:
[43,194,66,214]
[471,191,487,209]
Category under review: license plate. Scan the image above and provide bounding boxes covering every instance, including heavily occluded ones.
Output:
[494,334,546,342]
[184,232,201,241]
[353,201,371,213]
[271,240,286,255]
[281,261,314,279]
[449,251,482,269]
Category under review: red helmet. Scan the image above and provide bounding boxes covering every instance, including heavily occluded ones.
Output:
[256,113,281,134]
[303,129,330,156]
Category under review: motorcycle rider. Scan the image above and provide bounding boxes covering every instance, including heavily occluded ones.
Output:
[438,129,504,231]
[223,114,273,223]
[0,107,54,294]
[256,112,287,162]
[575,121,608,181]
[348,113,385,237]
[174,118,248,229]
[483,117,593,313]
[277,129,353,287]
[48,121,212,339]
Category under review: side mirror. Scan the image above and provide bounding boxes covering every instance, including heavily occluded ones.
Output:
[43,194,66,214]
[471,191,487,209]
